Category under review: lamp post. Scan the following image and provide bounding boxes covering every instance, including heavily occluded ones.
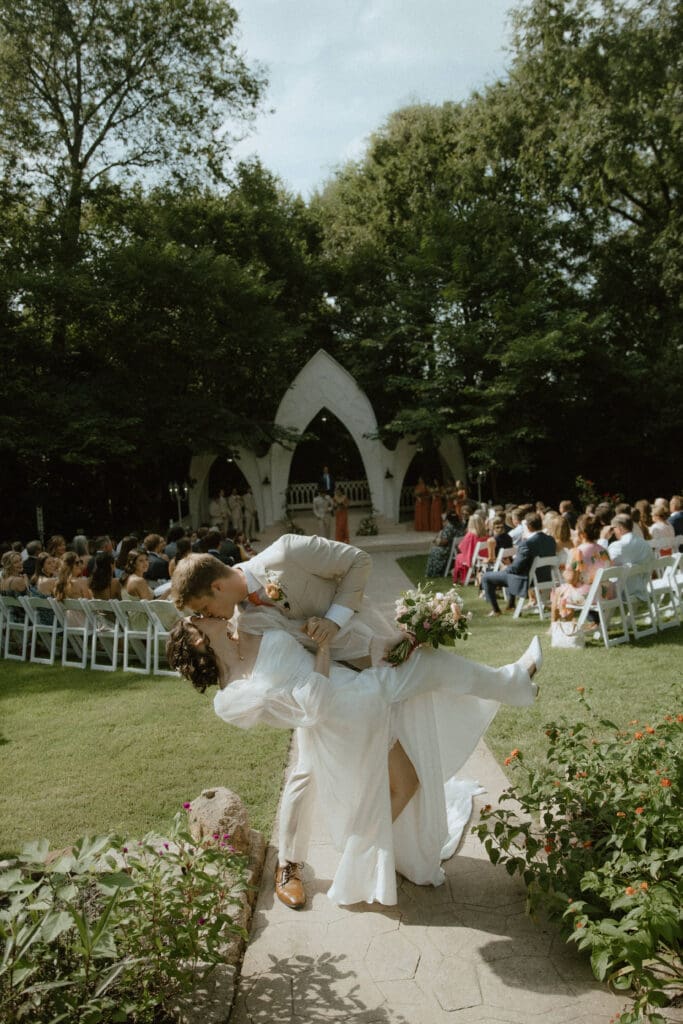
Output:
[168,481,189,523]
[477,470,485,505]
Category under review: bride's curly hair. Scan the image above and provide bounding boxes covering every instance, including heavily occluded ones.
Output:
[166,619,220,694]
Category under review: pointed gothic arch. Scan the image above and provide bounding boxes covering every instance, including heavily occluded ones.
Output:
[188,349,466,528]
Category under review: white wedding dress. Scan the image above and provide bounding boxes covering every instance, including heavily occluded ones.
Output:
[213,630,535,906]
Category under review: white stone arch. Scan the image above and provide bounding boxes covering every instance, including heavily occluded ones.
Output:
[269,349,384,520]
[187,349,466,528]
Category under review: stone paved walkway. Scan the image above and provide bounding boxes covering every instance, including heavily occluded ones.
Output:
[230,547,629,1024]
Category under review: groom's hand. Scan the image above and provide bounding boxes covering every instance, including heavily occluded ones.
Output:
[305,616,340,645]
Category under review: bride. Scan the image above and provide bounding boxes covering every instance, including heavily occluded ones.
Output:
[167,614,541,907]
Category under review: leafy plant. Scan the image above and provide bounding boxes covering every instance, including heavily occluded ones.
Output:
[473,694,682,1023]
[0,813,249,1023]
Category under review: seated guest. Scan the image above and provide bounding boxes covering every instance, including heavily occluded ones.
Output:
[605,513,653,604]
[452,514,489,584]
[165,524,186,561]
[235,531,256,559]
[669,495,683,536]
[46,535,67,559]
[551,514,611,623]
[191,526,210,552]
[86,535,114,576]
[120,550,155,601]
[476,516,514,593]
[559,499,578,530]
[630,507,650,540]
[0,551,30,596]
[482,512,557,617]
[115,536,139,578]
[486,515,514,565]
[33,553,62,596]
[143,534,170,582]
[425,512,460,577]
[72,534,90,558]
[650,506,675,551]
[544,512,573,564]
[120,548,176,629]
[219,528,242,565]
[508,507,528,545]
[54,552,93,601]
[90,552,122,600]
[22,540,42,580]
[169,537,193,577]
[634,499,652,532]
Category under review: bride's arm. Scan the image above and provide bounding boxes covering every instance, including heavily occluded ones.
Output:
[313,639,330,677]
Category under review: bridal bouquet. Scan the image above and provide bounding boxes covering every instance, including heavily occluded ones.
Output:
[386,584,471,666]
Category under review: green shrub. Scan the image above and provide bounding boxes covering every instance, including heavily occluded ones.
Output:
[473,695,682,1023]
[0,813,249,1023]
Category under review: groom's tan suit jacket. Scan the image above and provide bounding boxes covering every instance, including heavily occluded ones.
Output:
[239,534,393,664]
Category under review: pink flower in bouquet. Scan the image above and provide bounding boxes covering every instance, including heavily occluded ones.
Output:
[451,603,461,621]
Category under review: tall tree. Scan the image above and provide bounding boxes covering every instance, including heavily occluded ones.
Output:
[0,0,265,349]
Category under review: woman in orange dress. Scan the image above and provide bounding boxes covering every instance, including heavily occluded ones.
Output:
[413,477,430,531]
[429,479,443,532]
[334,486,350,543]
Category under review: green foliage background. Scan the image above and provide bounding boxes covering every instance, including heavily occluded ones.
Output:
[0,0,680,535]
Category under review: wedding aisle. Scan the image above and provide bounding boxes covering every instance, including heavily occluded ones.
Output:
[228,551,627,1024]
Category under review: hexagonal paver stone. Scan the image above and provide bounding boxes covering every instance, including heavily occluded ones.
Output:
[325,912,400,958]
[432,955,483,1011]
[365,930,420,982]
[477,955,575,1016]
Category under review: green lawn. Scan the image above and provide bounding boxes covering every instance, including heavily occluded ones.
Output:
[2,557,681,856]
[0,661,291,856]
[397,555,683,771]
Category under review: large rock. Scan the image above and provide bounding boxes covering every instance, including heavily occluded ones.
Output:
[187,787,251,855]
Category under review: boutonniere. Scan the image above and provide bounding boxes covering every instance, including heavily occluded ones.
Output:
[264,570,290,609]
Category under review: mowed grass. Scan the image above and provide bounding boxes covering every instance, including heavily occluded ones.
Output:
[0,660,291,856]
[397,555,683,771]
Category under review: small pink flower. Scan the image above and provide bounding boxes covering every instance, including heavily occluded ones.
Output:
[183,802,191,810]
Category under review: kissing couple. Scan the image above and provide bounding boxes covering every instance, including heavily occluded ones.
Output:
[167,533,541,909]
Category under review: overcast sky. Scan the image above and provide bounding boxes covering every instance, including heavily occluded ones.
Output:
[231,0,516,197]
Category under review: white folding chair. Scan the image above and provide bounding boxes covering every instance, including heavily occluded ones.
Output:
[141,600,182,676]
[79,599,120,672]
[622,562,657,640]
[513,556,562,620]
[493,544,517,571]
[2,596,30,660]
[20,596,61,665]
[443,536,459,578]
[464,541,490,585]
[48,598,90,668]
[648,537,679,557]
[568,565,630,647]
[112,599,152,673]
[648,556,681,631]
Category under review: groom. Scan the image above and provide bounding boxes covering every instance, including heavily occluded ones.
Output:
[171,534,398,910]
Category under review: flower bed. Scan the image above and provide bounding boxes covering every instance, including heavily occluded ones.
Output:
[473,693,682,1023]
[0,813,249,1023]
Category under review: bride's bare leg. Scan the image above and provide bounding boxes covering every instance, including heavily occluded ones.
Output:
[389,740,419,821]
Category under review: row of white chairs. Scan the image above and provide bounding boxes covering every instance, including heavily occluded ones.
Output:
[0,596,182,675]
[516,552,683,647]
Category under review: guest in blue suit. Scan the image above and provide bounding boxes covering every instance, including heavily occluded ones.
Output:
[482,512,556,616]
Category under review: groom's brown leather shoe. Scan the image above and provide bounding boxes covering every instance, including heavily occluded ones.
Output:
[275,862,306,909]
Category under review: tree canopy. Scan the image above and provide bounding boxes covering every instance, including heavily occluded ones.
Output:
[0,0,680,534]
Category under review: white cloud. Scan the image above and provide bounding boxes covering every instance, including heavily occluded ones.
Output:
[232,0,515,196]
